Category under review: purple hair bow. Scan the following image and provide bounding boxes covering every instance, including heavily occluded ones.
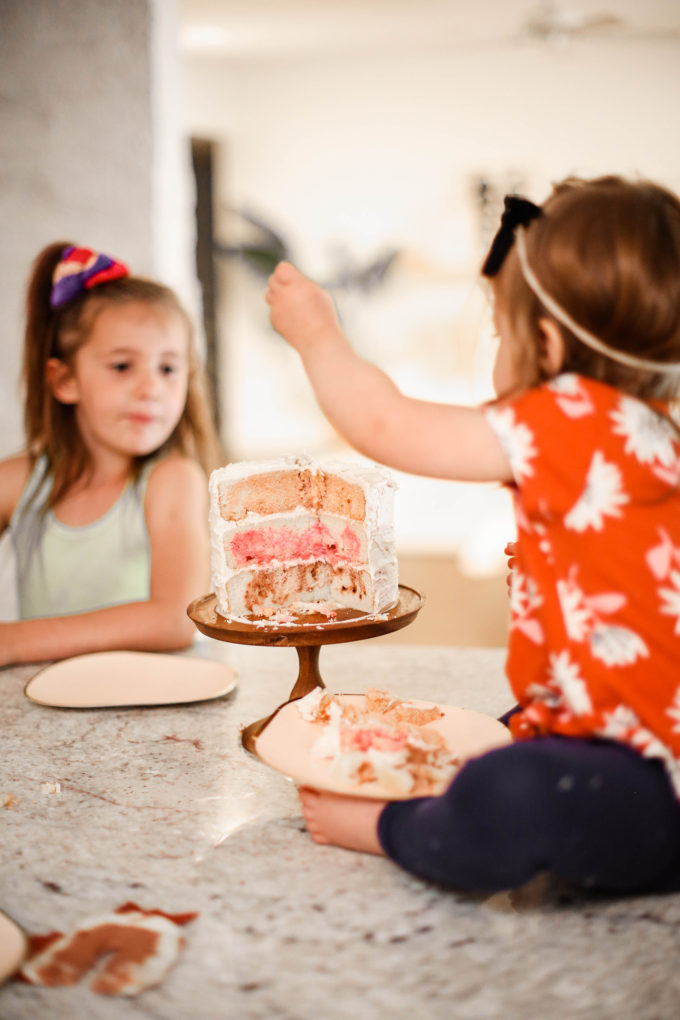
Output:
[51,245,129,308]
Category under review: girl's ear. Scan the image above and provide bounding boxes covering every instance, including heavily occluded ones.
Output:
[46,358,79,404]
[537,317,565,377]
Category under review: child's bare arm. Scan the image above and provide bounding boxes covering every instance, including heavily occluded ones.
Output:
[0,455,31,535]
[266,263,512,484]
[0,456,209,667]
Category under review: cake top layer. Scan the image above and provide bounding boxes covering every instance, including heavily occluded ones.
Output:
[210,455,397,525]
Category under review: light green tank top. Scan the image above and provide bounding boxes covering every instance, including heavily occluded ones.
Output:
[10,456,154,619]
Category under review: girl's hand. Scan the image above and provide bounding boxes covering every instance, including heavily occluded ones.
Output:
[298,786,386,855]
[265,262,341,353]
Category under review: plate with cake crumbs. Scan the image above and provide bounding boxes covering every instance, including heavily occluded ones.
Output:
[0,910,28,985]
[24,651,237,709]
[16,902,198,996]
[254,688,512,800]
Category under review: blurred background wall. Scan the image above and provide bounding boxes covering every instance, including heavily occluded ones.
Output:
[1,0,679,643]
[177,0,680,645]
[0,0,198,455]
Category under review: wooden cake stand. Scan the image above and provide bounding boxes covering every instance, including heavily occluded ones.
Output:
[187,584,424,751]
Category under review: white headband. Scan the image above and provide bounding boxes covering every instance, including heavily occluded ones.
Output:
[515,227,680,374]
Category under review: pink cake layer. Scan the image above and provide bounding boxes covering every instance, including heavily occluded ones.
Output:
[225,519,362,570]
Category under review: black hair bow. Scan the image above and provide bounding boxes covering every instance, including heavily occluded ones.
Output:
[481,195,542,277]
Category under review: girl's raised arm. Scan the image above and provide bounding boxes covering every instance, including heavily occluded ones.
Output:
[266,263,512,484]
[0,456,209,667]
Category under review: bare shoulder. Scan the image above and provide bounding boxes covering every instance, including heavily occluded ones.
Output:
[0,453,32,529]
[144,455,208,523]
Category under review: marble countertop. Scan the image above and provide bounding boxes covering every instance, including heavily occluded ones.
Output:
[1,636,680,1019]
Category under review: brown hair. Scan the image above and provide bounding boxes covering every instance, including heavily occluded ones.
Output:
[22,242,222,509]
[491,176,680,403]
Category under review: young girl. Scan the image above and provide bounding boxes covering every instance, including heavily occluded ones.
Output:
[0,243,220,667]
[265,175,680,895]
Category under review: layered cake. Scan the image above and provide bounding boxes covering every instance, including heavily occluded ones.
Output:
[209,455,398,620]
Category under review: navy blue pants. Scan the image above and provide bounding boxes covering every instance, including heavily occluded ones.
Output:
[377,725,680,894]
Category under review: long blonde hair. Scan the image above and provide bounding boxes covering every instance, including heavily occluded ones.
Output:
[23,242,221,509]
[492,176,680,403]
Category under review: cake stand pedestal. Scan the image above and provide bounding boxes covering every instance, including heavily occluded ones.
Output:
[187,584,424,751]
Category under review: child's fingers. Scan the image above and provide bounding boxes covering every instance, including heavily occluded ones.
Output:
[265,261,296,304]
[503,541,517,593]
[271,260,295,285]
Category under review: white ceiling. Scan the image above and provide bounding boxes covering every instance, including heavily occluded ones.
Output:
[179,0,680,57]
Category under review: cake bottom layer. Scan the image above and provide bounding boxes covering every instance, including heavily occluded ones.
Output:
[216,560,378,619]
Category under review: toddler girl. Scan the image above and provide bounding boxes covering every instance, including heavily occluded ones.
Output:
[0,243,220,666]
[265,175,680,894]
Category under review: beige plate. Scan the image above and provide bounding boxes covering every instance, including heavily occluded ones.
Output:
[254,694,512,800]
[24,651,237,709]
[0,911,28,984]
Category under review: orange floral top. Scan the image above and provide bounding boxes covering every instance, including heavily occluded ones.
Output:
[484,374,680,795]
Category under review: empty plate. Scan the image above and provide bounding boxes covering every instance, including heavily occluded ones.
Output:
[24,651,237,709]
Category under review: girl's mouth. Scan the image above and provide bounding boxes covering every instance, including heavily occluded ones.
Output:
[128,413,156,425]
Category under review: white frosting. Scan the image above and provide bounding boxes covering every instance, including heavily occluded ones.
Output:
[208,455,398,619]
[297,687,328,721]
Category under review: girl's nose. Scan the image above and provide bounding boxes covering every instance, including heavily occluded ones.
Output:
[135,366,160,398]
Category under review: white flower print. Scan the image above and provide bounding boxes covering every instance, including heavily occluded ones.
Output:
[564,451,628,532]
[555,567,647,665]
[668,687,680,733]
[547,374,595,418]
[632,733,668,758]
[556,577,594,641]
[646,528,680,581]
[509,570,544,644]
[509,570,541,617]
[597,704,641,741]
[513,497,532,535]
[547,651,593,715]
[596,707,680,794]
[525,681,561,708]
[589,624,649,666]
[548,375,581,395]
[667,760,680,798]
[610,396,678,467]
[630,730,680,794]
[485,407,536,482]
[659,569,680,635]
